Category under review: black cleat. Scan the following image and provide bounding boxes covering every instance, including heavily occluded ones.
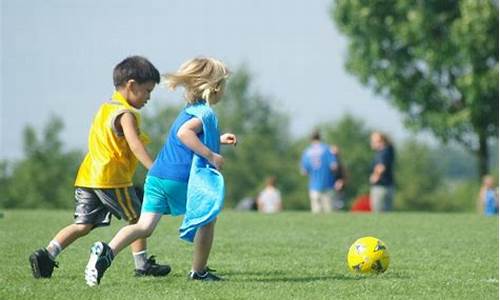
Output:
[85,242,113,286]
[134,256,171,277]
[188,270,223,281]
[29,248,58,278]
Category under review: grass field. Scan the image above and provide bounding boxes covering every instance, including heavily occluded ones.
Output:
[0,210,498,299]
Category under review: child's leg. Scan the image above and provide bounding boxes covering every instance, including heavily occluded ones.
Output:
[109,212,161,257]
[52,223,94,249]
[30,223,94,279]
[107,185,170,274]
[30,187,107,278]
[85,213,163,286]
[48,223,94,257]
[44,187,107,259]
[192,220,216,273]
[127,218,147,254]
[127,216,153,272]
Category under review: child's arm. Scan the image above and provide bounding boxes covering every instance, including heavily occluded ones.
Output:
[369,163,385,184]
[177,118,224,170]
[119,112,154,169]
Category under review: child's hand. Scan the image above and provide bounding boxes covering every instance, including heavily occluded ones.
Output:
[208,152,224,170]
[220,133,237,146]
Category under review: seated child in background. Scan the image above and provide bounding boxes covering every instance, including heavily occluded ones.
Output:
[257,176,283,214]
[478,175,498,216]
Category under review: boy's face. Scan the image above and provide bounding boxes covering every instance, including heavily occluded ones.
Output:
[127,80,156,109]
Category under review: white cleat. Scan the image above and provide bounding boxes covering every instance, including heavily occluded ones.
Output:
[84,242,105,287]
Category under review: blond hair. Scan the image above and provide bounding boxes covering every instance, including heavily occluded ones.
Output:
[164,57,230,105]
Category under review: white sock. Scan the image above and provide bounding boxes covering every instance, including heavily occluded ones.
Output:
[46,240,62,260]
[133,250,148,270]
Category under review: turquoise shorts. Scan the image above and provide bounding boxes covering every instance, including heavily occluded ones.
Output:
[142,176,187,216]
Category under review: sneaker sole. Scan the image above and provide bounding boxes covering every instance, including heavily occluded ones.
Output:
[29,254,42,278]
[85,242,104,287]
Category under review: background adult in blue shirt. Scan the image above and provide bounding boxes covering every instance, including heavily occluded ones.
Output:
[300,130,338,213]
[369,131,395,212]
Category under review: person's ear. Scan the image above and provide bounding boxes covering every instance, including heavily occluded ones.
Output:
[125,79,137,91]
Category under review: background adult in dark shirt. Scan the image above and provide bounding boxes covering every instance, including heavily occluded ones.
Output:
[369,131,395,212]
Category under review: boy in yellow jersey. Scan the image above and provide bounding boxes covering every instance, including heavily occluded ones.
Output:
[29,56,170,279]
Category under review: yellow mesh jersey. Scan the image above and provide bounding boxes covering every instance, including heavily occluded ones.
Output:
[74,91,150,188]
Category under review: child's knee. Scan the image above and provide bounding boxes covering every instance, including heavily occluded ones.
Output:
[129,218,153,237]
[135,220,156,237]
[140,223,155,238]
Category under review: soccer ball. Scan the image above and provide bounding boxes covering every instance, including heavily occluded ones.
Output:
[347,236,390,274]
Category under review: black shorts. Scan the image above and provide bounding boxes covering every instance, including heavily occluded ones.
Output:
[74,187,142,227]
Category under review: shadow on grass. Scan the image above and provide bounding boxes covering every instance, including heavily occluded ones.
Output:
[224,271,361,283]
[224,270,409,283]
[250,274,365,283]
[60,270,409,286]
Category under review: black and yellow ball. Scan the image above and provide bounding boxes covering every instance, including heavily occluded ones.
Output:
[347,236,390,274]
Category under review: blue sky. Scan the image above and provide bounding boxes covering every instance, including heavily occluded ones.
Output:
[1,0,412,159]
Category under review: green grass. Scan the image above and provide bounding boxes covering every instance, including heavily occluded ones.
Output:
[0,210,498,299]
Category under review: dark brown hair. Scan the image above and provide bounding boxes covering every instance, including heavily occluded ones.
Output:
[113,56,160,88]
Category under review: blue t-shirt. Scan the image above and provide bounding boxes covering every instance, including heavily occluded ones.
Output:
[148,110,201,182]
[484,188,498,216]
[371,145,395,186]
[301,143,336,192]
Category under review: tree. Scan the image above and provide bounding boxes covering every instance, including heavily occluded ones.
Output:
[332,0,498,178]
[0,116,82,208]
[395,140,443,210]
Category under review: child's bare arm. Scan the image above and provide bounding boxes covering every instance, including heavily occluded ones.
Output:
[119,112,154,169]
[177,118,224,170]
[370,163,385,184]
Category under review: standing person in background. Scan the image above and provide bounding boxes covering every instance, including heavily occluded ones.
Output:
[300,130,337,213]
[257,176,283,214]
[330,145,347,210]
[369,131,395,212]
[478,175,499,216]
